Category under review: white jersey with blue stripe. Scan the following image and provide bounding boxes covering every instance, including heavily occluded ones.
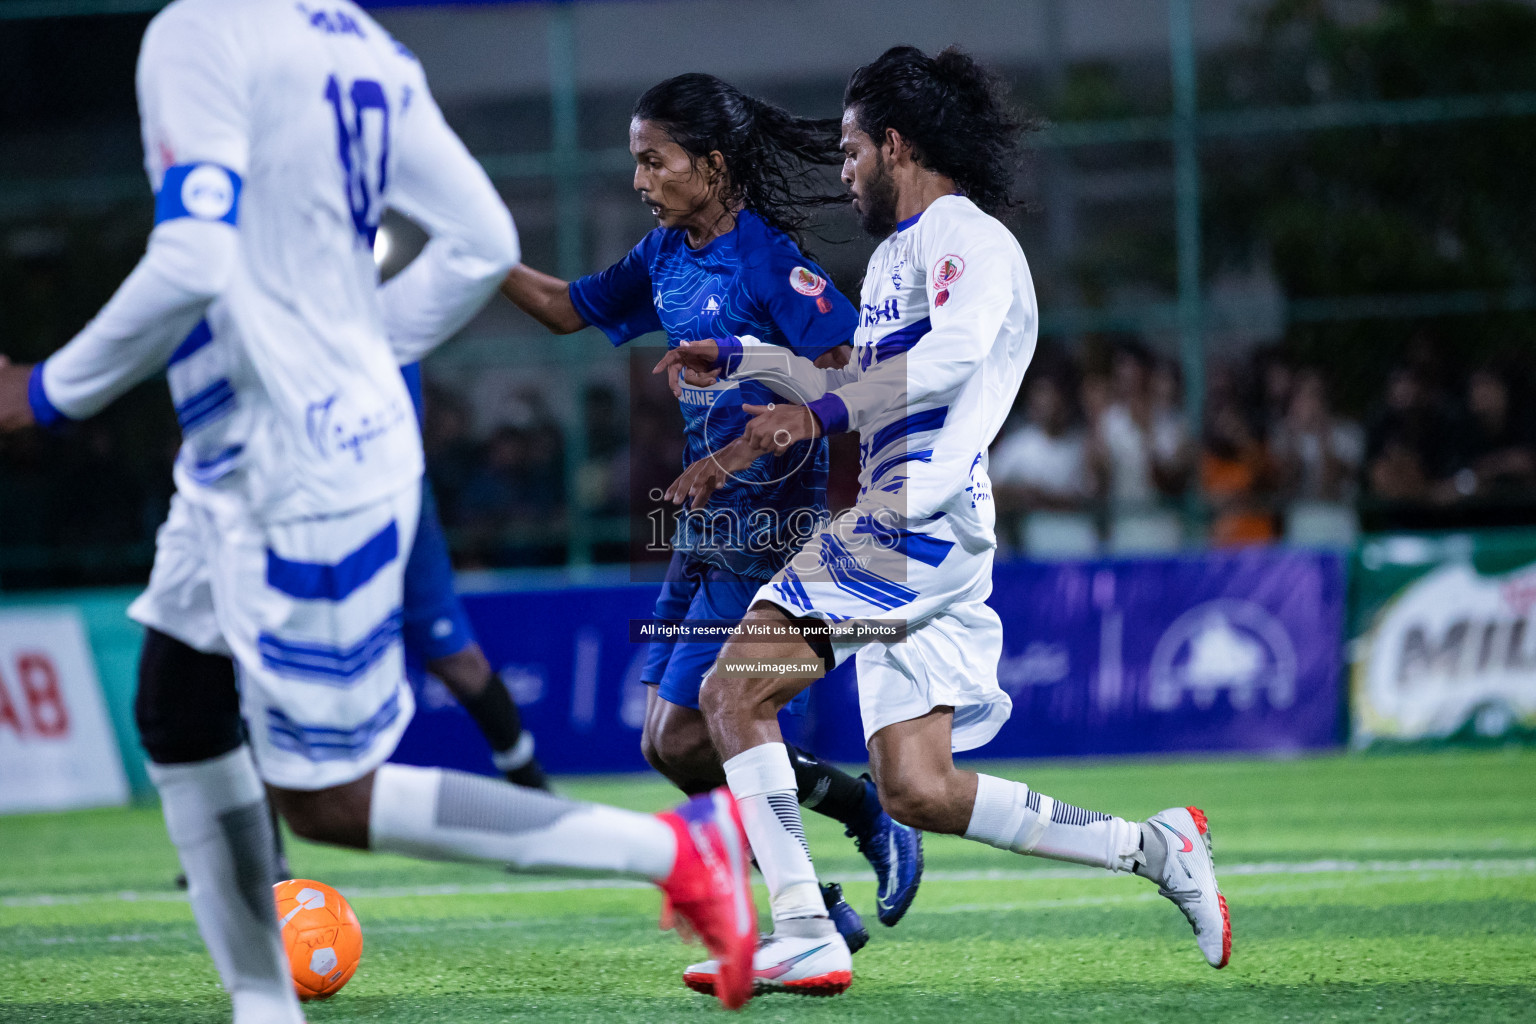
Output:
[732,194,1038,550]
[34,0,517,521]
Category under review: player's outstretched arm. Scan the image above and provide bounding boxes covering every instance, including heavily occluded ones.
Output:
[381,73,521,365]
[659,336,855,408]
[663,438,763,508]
[500,264,587,335]
[651,339,724,395]
[19,4,256,432]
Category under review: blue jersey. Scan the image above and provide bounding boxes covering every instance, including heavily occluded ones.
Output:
[401,361,425,421]
[569,210,857,578]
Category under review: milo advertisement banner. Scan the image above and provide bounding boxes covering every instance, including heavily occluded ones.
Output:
[1351,531,1536,747]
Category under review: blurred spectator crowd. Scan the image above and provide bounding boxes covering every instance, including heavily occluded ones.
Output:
[4,336,1536,585]
[990,339,1536,558]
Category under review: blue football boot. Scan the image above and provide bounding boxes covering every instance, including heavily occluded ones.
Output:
[821,882,869,954]
[845,774,923,926]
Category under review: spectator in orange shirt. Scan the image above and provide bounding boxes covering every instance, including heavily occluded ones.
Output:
[1201,396,1278,546]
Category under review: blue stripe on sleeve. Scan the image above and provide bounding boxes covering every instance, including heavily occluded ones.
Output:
[714,335,744,374]
[155,163,242,226]
[806,392,849,436]
[265,521,400,601]
[27,364,67,428]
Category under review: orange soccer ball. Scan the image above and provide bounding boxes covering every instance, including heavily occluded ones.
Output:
[273,878,363,1001]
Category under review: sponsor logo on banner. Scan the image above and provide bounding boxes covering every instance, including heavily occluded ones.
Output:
[997,642,1071,691]
[0,608,129,814]
[1149,599,1299,711]
[1355,561,1536,744]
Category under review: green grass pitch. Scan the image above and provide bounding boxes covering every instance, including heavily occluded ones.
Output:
[3,750,1534,1023]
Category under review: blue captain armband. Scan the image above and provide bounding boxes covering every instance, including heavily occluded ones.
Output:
[155,163,242,227]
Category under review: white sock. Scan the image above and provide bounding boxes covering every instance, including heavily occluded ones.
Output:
[964,774,1140,872]
[149,747,303,1024]
[491,731,536,772]
[369,763,676,880]
[722,742,830,935]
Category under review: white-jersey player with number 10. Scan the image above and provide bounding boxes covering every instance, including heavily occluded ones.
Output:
[0,0,756,1018]
[659,46,1229,995]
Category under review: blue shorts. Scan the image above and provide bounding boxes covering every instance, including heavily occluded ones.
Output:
[401,479,476,664]
[642,553,765,710]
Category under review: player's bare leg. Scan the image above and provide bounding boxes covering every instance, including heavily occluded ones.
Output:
[136,632,305,1024]
[265,761,756,1006]
[645,690,893,871]
[644,688,877,952]
[691,603,854,996]
[642,688,721,794]
[866,708,1231,968]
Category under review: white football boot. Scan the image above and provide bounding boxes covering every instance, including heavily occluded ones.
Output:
[1142,806,1231,968]
[684,930,853,997]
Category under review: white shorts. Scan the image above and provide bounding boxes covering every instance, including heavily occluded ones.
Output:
[755,508,1011,752]
[129,488,420,791]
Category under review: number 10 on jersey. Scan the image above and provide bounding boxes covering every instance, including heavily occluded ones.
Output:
[325,74,390,245]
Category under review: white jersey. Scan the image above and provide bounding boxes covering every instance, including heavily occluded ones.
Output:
[35,0,517,521]
[732,194,1038,549]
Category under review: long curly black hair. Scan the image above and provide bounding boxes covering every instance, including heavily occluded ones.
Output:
[843,45,1033,216]
[632,73,844,244]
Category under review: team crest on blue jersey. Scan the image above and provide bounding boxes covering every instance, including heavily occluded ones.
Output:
[790,267,826,296]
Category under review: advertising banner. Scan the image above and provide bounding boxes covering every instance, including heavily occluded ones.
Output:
[1350,531,1536,746]
[0,607,130,814]
[809,548,1346,762]
[389,582,819,776]
[391,547,1345,774]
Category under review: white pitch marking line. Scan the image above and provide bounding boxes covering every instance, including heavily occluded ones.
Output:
[4,862,1533,951]
[3,857,1533,910]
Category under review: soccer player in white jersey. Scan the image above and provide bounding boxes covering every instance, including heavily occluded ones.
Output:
[0,1,755,1017]
[657,46,1231,995]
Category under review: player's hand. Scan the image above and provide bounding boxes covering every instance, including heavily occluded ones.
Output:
[741,402,820,456]
[657,361,719,398]
[814,343,853,370]
[0,357,37,432]
[663,439,760,508]
[653,340,722,395]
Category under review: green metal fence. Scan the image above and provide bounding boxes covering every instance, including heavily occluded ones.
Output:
[3,0,1534,572]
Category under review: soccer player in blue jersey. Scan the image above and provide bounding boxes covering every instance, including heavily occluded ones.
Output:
[661,47,1231,994]
[398,362,548,790]
[499,74,923,953]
